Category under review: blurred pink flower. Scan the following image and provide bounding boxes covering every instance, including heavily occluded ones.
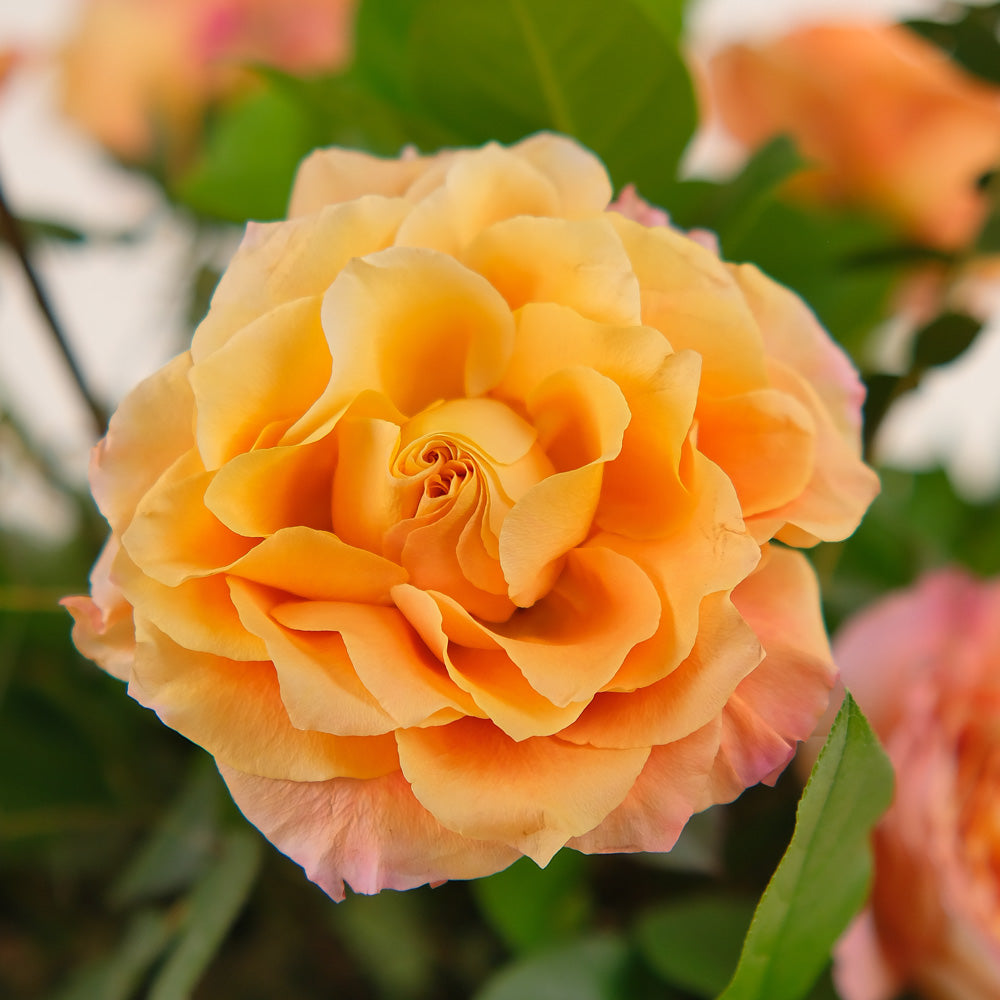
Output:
[60,0,355,167]
[833,570,1000,1000]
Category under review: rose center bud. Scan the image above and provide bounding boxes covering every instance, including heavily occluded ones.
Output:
[382,398,554,624]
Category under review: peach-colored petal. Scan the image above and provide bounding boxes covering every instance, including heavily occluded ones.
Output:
[219,765,520,900]
[113,543,267,661]
[696,388,814,522]
[272,600,480,726]
[90,352,196,534]
[561,592,761,748]
[568,720,723,854]
[392,584,589,740]
[194,197,408,359]
[62,539,135,681]
[228,579,398,737]
[121,453,256,586]
[202,434,338,537]
[610,214,769,396]
[130,618,398,781]
[395,142,563,256]
[512,133,613,217]
[296,247,515,431]
[396,718,650,864]
[228,527,408,603]
[190,295,330,470]
[465,216,642,326]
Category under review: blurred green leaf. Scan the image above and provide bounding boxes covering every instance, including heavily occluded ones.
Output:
[474,934,631,1000]
[328,890,436,1000]
[905,4,1000,84]
[636,894,755,996]
[636,804,725,876]
[49,909,176,1000]
[472,850,591,956]
[175,87,319,221]
[147,828,262,1000]
[717,695,893,1000]
[911,311,981,371]
[408,0,695,199]
[110,759,223,907]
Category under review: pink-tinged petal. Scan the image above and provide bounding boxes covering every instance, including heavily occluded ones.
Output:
[465,216,641,326]
[203,433,338,537]
[293,247,515,433]
[834,910,904,1000]
[708,546,836,800]
[195,198,409,358]
[731,262,867,438]
[568,720,723,854]
[833,569,981,736]
[397,718,650,865]
[561,593,761,748]
[62,539,134,681]
[272,600,480,726]
[190,295,330,470]
[219,765,521,900]
[762,360,881,545]
[395,143,562,256]
[228,579,397,737]
[129,618,398,781]
[392,584,588,740]
[228,527,408,603]
[90,351,196,534]
[121,452,256,586]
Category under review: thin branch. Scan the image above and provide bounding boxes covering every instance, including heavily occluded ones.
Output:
[0,175,109,436]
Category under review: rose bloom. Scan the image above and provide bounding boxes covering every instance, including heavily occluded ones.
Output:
[833,571,1000,1000]
[60,0,355,166]
[64,134,878,898]
[704,23,1000,251]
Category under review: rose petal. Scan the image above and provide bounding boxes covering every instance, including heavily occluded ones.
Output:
[396,718,650,864]
[219,764,520,900]
[129,618,398,781]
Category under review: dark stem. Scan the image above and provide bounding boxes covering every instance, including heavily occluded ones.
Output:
[0,175,109,436]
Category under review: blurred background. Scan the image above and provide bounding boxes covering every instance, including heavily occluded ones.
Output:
[2,0,998,997]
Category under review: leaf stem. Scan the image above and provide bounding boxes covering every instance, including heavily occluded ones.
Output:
[0,175,109,436]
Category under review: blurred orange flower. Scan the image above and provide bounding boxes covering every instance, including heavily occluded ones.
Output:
[834,571,1000,1000]
[705,23,1000,251]
[65,134,878,897]
[60,0,355,166]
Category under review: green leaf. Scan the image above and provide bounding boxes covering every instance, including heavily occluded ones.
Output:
[471,850,591,955]
[905,5,1000,85]
[717,695,893,1000]
[146,828,262,1000]
[175,87,324,222]
[474,935,631,1000]
[110,759,223,907]
[636,894,755,997]
[49,909,176,1000]
[408,0,695,199]
[911,311,981,371]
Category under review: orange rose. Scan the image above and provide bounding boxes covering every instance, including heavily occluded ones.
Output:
[64,134,878,897]
[833,571,1000,1000]
[705,23,1000,251]
[60,0,355,165]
